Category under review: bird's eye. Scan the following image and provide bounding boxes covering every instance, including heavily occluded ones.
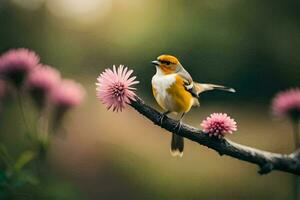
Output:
[159,60,172,65]
[165,61,171,65]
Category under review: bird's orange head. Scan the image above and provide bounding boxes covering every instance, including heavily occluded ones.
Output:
[151,55,181,74]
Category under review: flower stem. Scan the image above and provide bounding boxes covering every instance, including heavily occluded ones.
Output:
[17,92,32,139]
[17,93,48,180]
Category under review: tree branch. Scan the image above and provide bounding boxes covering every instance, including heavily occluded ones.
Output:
[130,97,300,176]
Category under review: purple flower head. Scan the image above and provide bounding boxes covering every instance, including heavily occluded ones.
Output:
[96,65,139,112]
[272,88,300,121]
[201,113,237,138]
[51,79,85,108]
[26,65,61,109]
[0,48,40,87]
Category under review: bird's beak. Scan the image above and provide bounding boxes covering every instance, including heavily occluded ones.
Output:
[151,60,159,66]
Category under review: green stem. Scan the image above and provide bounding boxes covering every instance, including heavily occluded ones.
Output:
[17,93,32,139]
[0,144,13,168]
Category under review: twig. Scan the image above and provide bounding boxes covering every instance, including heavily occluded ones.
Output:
[130,97,300,176]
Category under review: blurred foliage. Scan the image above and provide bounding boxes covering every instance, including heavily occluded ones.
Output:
[0,98,83,200]
[0,145,38,199]
[0,66,85,199]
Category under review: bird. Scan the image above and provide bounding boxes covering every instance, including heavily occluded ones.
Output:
[151,55,235,157]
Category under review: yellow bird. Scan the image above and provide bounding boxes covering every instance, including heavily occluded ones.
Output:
[151,55,235,157]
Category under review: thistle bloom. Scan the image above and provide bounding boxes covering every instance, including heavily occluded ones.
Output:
[96,65,139,112]
[26,65,61,109]
[201,113,237,138]
[0,48,40,87]
[272,88,300,121]
[51,79,85,108]
[50,79,85,132]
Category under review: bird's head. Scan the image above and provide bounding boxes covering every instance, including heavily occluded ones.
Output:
[151,55,182,74]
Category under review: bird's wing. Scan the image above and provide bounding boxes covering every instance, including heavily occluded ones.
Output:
[177,67,235,97]
[177,70,198,98]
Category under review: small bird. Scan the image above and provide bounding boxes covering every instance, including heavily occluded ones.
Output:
[151,55,235,157]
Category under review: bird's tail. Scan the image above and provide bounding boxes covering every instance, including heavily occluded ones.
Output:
[170,134,184,157]
[194,83,236,95]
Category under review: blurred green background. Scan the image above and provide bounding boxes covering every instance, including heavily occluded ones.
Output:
[0,0,300,199]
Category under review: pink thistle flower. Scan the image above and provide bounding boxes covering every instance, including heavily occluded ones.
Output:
[201,113,237,138]
[50,79,85,132]
[0,48,40,87]
[272,88,300,121]
[96,65,139,112]
[51,79,85,108]
[26,65,61,109]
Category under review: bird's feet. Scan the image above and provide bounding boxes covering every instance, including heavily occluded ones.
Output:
[158,114,165,125]
[174,120,182,133]
[159,111,170,125]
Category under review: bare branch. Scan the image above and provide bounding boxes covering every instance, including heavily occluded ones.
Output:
[130,97,300,176]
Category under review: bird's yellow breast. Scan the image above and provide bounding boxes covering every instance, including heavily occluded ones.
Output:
[152,74,194,113]
[166,75,194,113]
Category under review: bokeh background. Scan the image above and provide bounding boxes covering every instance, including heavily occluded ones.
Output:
[1,0,300,199]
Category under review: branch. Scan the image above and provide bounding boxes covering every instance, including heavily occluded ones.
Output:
[130,97,300,176]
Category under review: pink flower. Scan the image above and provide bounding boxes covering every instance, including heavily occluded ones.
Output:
[272,88,300,120]
[201,113,237,138]
[50,79,85,132]
[96,65,139,112]
[0,48,40,87]
[26,65,61,108]
[51,79,85,108]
